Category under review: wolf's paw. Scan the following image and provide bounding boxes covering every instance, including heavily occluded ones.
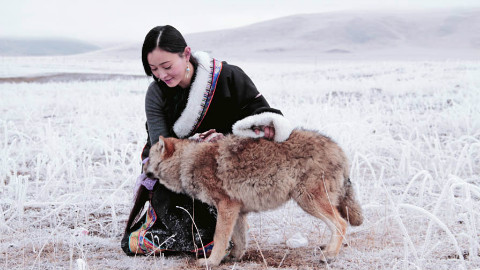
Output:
[197,258,208,267]
[223,255,238,263]
[319,251,337,264]
[228,254,245,262]
[226,253,244,262]
[228,247,246,261]
[197,258,220,268]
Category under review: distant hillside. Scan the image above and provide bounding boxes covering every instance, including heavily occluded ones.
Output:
[186,9,480,60]
[0,38,101,56]
[78,8,480,60]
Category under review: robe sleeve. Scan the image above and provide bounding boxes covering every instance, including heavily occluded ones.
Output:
[227,64,293,142]
[226,64,282,119]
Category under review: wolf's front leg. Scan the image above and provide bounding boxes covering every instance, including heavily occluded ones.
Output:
[229,213,248,260]
[197,200,241,267]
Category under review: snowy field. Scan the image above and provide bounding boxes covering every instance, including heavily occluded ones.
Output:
[1,57,480,270]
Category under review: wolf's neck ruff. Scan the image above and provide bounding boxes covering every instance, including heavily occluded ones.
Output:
[173,52,223,138]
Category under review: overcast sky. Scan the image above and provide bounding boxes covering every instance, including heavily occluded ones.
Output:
[1,0,479,45]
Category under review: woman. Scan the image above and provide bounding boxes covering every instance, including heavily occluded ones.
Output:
[122,25,292,257]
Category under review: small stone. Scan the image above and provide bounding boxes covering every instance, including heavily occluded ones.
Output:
[286,232,308,248]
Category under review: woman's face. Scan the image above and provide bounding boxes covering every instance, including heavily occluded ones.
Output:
[147,47,191,88]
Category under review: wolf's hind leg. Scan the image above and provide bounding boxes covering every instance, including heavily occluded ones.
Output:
[229,213,248,260]
[295,193,347,262]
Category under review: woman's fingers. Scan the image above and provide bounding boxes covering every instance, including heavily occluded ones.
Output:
[199,129,216,139]
[252,125,275,140]
[264,126,275,140]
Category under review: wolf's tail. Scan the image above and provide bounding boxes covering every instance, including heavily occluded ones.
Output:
[337,178,363,226]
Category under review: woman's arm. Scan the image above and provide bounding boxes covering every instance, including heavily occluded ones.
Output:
[145,82,172,145]
[226,64,282,119]
[227,64,292,141]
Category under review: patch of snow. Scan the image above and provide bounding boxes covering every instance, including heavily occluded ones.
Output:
[286,233,309,249]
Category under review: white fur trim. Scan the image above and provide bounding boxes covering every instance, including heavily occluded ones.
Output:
[232,112,293,142]
[173,51,212,138]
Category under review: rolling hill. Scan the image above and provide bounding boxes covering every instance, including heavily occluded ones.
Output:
[90,8,479,61]
[0,37,100,56]
[186,9,480,60]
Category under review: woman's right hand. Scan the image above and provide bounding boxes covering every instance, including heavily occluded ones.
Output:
[189,129,225,142]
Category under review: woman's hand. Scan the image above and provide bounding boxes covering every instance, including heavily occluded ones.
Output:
[253,125,275,140]
[190,129,225,142]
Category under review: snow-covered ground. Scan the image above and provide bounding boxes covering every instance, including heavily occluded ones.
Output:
[1,57,479,270]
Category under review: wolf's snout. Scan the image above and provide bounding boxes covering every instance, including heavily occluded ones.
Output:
[145,172,155,179]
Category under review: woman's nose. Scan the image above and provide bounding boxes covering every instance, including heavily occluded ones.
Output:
[157,70,167,80]
[152,69,164,79]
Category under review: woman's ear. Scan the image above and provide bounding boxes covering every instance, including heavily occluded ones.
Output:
[183,46,191,61]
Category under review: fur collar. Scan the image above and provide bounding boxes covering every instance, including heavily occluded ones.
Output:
[173,51,213,138]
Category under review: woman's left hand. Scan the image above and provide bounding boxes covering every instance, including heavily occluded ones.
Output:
[253,125,275,140]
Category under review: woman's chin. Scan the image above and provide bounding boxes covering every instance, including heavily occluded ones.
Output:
[164,79,177,87]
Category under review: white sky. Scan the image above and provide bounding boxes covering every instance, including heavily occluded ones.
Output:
[1,0,479,45]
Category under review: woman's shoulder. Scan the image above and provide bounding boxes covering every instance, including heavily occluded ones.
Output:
[219,61,248,78]
[147,80,160,91]
[145,81,167,100]
[193,51,245,77]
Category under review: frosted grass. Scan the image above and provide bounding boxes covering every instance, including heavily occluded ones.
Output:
[0,60,479,269]
[243,60,480,270]
[0,78,152,269]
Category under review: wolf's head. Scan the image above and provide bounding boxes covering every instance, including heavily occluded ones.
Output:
[143,136,182,192]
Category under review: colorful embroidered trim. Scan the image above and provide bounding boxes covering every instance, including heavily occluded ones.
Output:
[128,205,165,254]
[191,58,223,134]
[191,240,215,256]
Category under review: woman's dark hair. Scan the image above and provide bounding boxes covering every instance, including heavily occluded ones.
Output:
[141,25,198,78]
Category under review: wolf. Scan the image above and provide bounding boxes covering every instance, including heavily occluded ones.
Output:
[143,129,363,267]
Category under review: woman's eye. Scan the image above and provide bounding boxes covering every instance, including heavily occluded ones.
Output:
[164,66,172,70]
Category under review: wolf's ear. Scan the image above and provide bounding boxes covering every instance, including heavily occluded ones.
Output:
[158,136,165,148]
[158,136,175,159]
[156,136,166,156]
